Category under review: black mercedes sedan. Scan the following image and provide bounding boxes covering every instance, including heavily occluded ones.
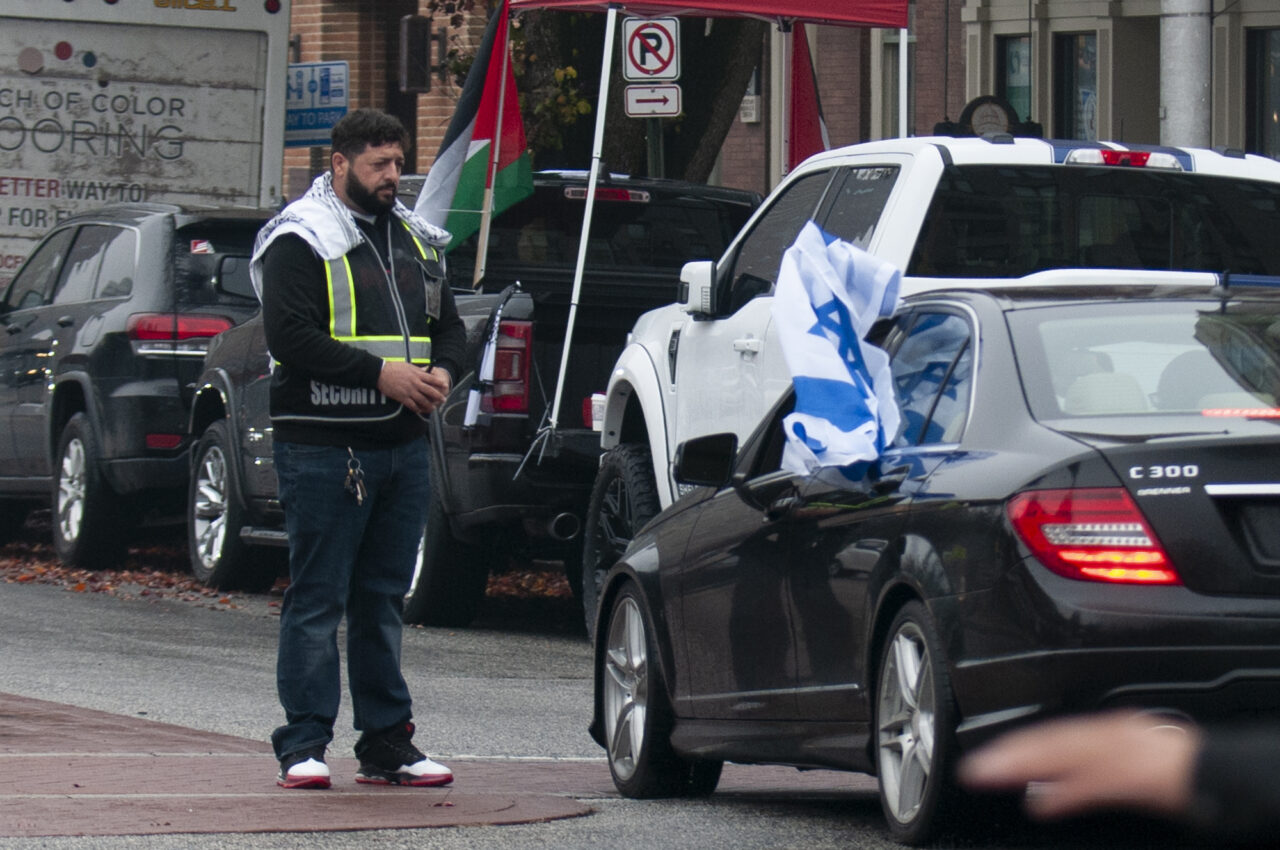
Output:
[587,276,1280,844]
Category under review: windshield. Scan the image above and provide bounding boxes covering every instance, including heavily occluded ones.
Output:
[909,166,1280,278]
[1008,300,1280,425]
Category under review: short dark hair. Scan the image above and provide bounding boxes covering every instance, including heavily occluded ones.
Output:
[330,108,410,159]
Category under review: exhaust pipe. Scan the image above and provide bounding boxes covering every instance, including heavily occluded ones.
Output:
[547,512,581,541]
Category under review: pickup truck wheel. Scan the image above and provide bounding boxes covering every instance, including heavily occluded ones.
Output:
[582,443,660,639]
[52,413,127,569]
[403,488,490,627]
[188,420,279,593]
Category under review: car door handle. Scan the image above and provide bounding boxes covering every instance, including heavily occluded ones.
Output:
[871,463,912,494]
[57,315,75,328]
[733,337,762,354]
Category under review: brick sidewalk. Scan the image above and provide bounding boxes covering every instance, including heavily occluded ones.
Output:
[0,692,877,838]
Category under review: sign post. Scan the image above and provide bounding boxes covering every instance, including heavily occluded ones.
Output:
[622,17,680,177]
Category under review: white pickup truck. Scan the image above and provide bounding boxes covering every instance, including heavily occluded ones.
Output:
[578,134,1280,631]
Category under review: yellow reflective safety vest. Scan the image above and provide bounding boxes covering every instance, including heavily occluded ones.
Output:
[323,225,440,367]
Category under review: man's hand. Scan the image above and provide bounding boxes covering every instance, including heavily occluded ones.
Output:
[957,710,1201,821]
[376,361,452,415]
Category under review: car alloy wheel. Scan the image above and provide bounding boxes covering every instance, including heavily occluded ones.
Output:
[52,413,126,569]
[875,600,957,844]
[600,582,721,798]
[191,441,231,575]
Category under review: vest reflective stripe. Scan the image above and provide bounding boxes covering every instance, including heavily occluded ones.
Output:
[322,225,439,366]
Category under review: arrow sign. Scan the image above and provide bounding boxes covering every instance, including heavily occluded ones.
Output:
[624,84,682,117]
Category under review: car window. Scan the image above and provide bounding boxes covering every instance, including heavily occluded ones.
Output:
[890,312,972,446]
[3,227,75,310]
[820,166,900,249]
[443,185,758,289]
[173,221,265,307]
[721,170,834,315]
[1009,300,1280,422]
[93,227,138,298]
[53,225,116,305]
[907,166,1280,277]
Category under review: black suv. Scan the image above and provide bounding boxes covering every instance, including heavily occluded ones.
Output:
[0,203,271,567]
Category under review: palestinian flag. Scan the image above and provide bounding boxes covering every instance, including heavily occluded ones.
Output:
[415,0,533,250]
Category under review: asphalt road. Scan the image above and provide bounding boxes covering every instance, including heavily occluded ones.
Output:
[0,531,1211,850]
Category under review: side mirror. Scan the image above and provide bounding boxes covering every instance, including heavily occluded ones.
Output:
[679,260,715,317]
[673,432,738,488]
[215,256,257,300]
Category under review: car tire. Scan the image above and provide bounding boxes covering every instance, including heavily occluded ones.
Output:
[874,600,959,845]
[187,420,279,593]
[52,413,128,569]
[581,443,660,640]
[402,480,491,627]
[600,581,723,799]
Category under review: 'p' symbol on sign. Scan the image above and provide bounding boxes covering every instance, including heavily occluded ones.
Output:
[622,17,680,82]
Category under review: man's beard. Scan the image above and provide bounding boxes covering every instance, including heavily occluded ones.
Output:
[345,170,396,216]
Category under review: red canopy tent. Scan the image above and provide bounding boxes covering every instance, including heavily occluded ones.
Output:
[508,0,907,28]
[501,0,908,439]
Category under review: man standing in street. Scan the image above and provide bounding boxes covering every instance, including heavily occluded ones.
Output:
[250,108,465,789]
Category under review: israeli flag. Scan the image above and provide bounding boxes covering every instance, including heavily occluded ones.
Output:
[771,221,902,475]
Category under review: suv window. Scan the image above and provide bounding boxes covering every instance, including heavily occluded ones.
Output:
[722,170,834,314]
[95,227,138,299]
[4,227,75,310]
[909,166,1280,277]
[172,222,265,308]
[54,225,114,304]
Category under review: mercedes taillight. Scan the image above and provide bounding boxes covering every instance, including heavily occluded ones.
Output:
[1007,488,1180,585]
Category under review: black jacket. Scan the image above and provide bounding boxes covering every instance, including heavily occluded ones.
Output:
[260,215,465,449]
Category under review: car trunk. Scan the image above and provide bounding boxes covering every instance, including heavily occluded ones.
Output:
[1072,422,1280,596]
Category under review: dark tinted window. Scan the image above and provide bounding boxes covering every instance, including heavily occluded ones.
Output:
[891,312,972,445]
[4,228,75,310]
[173,221,264,307]
[94,227,138,298]
[908,166,1280,277]
[821,166,899,248]
[444,185,757,284]
[1008,300,1280,422]
[54,225,114,304]
[723,170,833,314]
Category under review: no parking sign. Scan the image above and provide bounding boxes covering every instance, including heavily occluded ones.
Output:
[622,17,680,82]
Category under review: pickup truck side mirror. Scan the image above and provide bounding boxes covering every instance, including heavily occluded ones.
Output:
[679,260,715,317]
[673,432,738,488]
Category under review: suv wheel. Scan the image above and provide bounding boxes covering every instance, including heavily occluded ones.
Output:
[188,420,279,592]
[581,443,660,639]
[53,413,127,568]
[402,483,491,627]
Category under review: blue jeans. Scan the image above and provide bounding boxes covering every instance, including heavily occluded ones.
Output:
[270,438,430,760]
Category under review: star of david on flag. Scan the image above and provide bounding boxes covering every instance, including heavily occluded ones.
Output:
[771,221,902,475]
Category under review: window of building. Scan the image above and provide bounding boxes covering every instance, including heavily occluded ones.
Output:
[881,25,916,139]
[997,35,1032,124]
[1246,28,1280,158]
[1054,32,1097,140]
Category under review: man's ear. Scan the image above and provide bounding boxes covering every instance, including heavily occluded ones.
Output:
[331,151,348,177]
